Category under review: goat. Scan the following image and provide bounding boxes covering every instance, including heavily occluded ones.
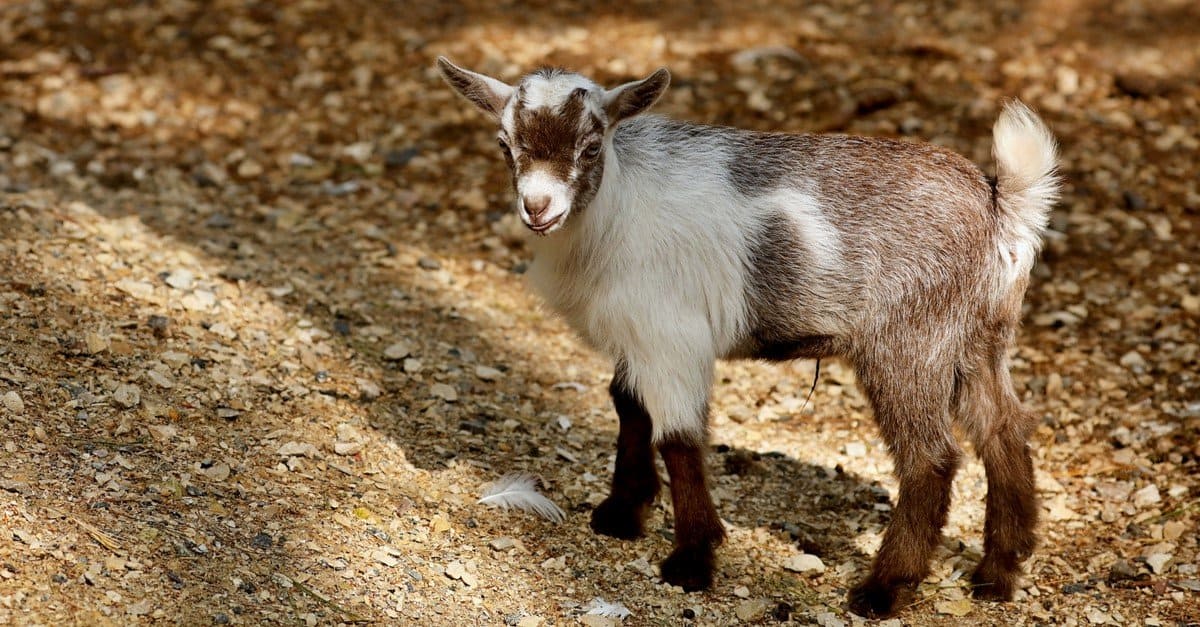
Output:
[437,56,1059,618]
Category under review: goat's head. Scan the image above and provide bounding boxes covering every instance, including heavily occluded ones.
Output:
[438,57,670,235]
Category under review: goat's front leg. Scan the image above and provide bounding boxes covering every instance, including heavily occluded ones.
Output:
[591,366,660,539]
[658,432,726,590]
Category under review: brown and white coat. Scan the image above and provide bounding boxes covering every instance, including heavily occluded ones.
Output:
[438,57,1059,618]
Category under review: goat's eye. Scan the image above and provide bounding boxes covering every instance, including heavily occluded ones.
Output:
[497,138,511,156]
[582,142,602,160]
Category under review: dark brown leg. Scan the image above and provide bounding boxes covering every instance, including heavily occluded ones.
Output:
[658,434,726,591]
[968,369,1038,601]
[849,357,961,618]
[590,369,660,539]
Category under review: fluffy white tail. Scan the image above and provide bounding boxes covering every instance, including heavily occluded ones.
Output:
[991,101,1060,283]
[992,100,1060,240]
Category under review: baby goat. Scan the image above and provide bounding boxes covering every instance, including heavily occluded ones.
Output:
[438,57,1059,618]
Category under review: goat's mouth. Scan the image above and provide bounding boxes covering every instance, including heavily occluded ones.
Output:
[526,213,564,234]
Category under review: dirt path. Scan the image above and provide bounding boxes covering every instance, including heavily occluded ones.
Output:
[1,1,1197,624]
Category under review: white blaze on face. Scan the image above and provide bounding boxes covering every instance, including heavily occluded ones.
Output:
[517,168,573,231]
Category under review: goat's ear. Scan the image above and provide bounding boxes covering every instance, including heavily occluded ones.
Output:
[603,68,671,125]
[437,56,514,120]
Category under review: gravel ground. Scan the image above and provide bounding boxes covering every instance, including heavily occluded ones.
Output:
[1,1,1197,625]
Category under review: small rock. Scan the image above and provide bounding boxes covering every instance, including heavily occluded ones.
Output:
[417,256,441,270]
[444,561,466,580]
[935,599,973,617]
[111,384,141,409]
[733,585,751,598]
[431,383,458,402]
[371,549,400,567]
[734,599,770,622]
[1182,294,1200,315]
[277,441,320,458]
[579,616,617,627]
[383,342,412,360]
[403,358,423,373]
[2,391,24,414]
[147,315,171,337]
[115,278,155,300]
[474,365,503,381]
[181,289,216,311]
[84,331,110,354]
[1119,350,1147,371]
[1085,607,1110,624]
[489,537,515,551]
[127,600,153,616]
[844,442,867,457]
[342,141,374,163]
[515,617,543,627]
[334,441,363,456]
[1132,484,1161,508]
[1115,71,1170,98]
[1108,559,1139,582]
[814,612,847,627]
[1163,520,1187,541]
[236,159,263,178]
[209,322,237,340]
[201,462,230,482]
[1145,553,1173,574]
[251,532,273,549]
[164,269,195,290]
[783,553,826,574]
[627,557,654,578]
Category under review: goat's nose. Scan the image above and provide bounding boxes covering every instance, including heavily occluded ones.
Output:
[523,195,552,221]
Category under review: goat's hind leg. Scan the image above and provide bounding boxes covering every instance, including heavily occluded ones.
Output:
[849,358,962,618]
[958,358,1038,601]
[591,368,661,539]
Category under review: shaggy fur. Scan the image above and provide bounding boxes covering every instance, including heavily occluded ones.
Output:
[438,56,1059,618]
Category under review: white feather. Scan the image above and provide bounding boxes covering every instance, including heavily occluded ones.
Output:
[583,598,632,619]
[477,473,566,523]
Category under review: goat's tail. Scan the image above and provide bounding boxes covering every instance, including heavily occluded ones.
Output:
[992,101,1060,245]
[990,101,1060,284]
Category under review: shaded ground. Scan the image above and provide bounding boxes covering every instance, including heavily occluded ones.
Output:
[1,0,1197,624]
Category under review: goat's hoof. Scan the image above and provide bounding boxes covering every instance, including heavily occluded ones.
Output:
[848,578,913,619]
[970,561,1016,602]
[589,497,646,540]
[660,546,714,592]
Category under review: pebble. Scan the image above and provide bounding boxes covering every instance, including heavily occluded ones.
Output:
[181,290,216,311]
[843,441,867,457]
[733,585,751,598]
[383,342,412,360]
[342,141,374,163]
[164,269,195,290]
[489,537,515,551]
[935,599,973,617]
[236,159,263,178]
[474,365,503,381]
[84,331,110,354]
[201,462,230,482]
[277,441,320,457]
[1118,350,1147,371]
[734,599,769,621]
[1163,520,1187,541]
[1182,294,1200,315]
[111,384,141,408]
[430,383,458,402]
[515,617,542,627]
[2,391,24,414]
[417,256,441,270]
[814,612,847,627]
[783,553,826,574]
[1145,553,1173,574]
[579,617,618,627]
[444,561,466,580]
[1132,484,1161,508]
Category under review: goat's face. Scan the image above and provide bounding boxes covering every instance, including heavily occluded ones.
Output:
[438,58,670,235]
